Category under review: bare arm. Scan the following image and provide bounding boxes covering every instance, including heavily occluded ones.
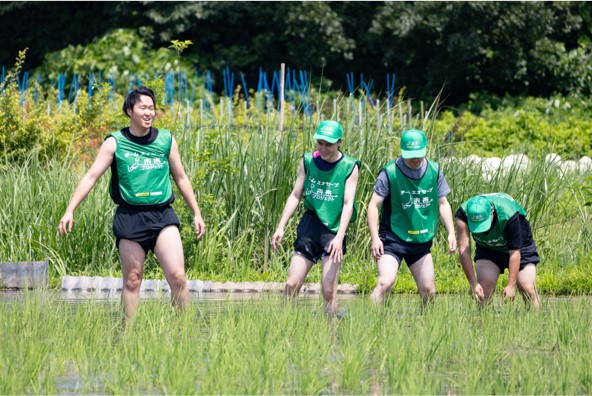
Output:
[456,218,484,300]
[438,196,457,254]
[169,137,206,239]
[58,137,116,235]
[503,249,520,303]
[271,159,305,251]
[327,164,359,263]
[367,192,386,260]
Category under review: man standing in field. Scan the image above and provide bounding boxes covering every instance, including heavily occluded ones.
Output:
[369,129,456,305]
[456,193,540,308]
[58,86,206,320]
[271,120,360,315]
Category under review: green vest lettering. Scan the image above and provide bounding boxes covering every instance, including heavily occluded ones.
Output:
[461,192,527,252]
[108,129,173,206]
[385,160,439,243]
[303,152,360,233]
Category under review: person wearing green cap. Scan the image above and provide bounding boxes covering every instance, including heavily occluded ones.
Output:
[369,129,456,305]
[271,120,360,315]
[456,192,540,308]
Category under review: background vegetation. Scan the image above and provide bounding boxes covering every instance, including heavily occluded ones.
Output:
[2,2,592,104]
[0,2,590,294]
[1,50,590,294]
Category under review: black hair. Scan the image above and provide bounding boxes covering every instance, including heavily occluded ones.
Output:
[122,86,156,118]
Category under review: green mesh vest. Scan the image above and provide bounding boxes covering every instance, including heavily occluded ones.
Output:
[303,152,360,233]
[384,159,439,243]
[107,129,173,206]
[461,192,527,252]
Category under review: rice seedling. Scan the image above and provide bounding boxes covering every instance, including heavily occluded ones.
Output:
[1,291,591,394]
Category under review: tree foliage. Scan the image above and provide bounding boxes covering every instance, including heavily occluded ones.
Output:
[1,1,592,104]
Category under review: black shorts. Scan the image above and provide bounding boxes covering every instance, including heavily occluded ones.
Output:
[380,229,433,268]
[475,244,540,273]
[113,205,180,254]
[293,210,346,263]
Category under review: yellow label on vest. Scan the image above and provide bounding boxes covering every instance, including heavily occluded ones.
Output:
[408,229,429,235]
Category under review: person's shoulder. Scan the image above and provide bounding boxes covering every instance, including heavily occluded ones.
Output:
[341,153,360,168]
[101,134,117,153]
[154,127,171,137]
[342,152,359,161]
[426,158,440,170]
[385,158,399,169]
[105,129,123,139]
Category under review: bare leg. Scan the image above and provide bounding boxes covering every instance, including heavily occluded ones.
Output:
[517,264,540,309]
[370,254,400,305]
[154,225,189,310]
[283,253,314,302]
[408,253,436,306]
[119,239,146,320]
[475,259,501,307]
[320,256,342,315]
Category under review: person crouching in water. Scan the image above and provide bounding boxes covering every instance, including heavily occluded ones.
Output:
[59,86,206,321]
[456,193,540,308]
[271,120,360,315]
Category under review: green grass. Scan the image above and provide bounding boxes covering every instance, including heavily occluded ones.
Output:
[1,291,591,394]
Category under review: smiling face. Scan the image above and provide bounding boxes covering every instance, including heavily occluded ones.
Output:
[127,95,155,135]
[316,139,342,162]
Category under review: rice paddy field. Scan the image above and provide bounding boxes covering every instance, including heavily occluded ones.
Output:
[1,66,591,394]
[1,291,591,395]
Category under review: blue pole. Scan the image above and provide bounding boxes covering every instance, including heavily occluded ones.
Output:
[229,69,235,102]
[108,70,116,105]
[57,73,66,106]
[346,72,354,95]
[68,73,78,102]
[88,72,95,101]
[271,70,279,102]
[386,73,396,107]
[241,73,249,108]
[285,67,293,109]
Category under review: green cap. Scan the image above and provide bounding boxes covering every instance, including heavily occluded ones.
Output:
[466,196,493,233]
[313,120,343,143]
[400,129,428,159]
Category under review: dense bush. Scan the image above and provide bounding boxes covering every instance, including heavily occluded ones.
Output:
[35,28,194,94]
[435,95,592,159]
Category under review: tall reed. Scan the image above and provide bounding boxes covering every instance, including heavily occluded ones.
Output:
[0,91,590,293]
